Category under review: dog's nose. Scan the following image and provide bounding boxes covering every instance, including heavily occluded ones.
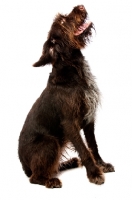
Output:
[78,5,85,10]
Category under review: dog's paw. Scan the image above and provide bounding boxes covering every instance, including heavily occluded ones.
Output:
[88,166,105,185]
[100,163,115,173]
[89,173,105,185]
[45,178,62,188]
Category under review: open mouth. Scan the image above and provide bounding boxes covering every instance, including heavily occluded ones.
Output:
[74,19,92,36]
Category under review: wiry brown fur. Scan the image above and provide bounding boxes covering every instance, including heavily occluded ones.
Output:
[18,5,114,188]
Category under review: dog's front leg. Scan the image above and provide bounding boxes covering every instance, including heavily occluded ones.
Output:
[62,121,104,185]
[83,121,115,173]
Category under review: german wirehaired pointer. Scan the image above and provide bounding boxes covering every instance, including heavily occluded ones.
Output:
[18,5,114,188]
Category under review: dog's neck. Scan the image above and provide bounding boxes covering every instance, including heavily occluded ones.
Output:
[53,49,84,68]
[48,49,88,87]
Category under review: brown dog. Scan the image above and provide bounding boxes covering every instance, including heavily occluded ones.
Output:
[18,5,114,188]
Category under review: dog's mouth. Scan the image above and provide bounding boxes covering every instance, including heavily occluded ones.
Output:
[72,5,92,36]
[74,19,92,36]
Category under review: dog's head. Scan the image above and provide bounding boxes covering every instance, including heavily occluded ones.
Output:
[33,5,94,67]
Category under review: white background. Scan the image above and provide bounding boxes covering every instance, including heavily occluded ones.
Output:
[0,0,132,199]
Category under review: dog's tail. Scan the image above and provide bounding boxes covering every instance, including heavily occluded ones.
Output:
[59,157,81,171]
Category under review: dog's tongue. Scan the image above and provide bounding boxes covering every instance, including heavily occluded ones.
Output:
[74,20,92,36]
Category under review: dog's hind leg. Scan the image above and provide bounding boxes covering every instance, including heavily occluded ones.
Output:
[83,121,115,173]
[22,164,32,177]
[29,137,62,188]
[59,157,81,171]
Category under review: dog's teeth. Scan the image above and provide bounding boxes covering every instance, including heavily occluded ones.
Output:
[78,27,83,31]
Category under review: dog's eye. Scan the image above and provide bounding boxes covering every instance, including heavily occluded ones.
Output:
[61,18,65,24]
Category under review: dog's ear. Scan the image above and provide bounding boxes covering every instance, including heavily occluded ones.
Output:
[33,54,51,67]
[33,40,52,67]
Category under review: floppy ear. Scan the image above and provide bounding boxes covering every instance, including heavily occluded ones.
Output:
[33,40,52,67]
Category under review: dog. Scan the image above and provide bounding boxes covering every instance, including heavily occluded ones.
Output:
[18,5,114,188]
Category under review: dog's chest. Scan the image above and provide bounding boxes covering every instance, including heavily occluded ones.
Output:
[84,77,100,122]
[83,85,100,122]
[82,65,100,122]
